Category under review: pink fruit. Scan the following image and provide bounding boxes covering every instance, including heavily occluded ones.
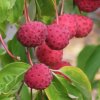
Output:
[74,15,93,37]
[36,43,63,66]
[54,14,77,39]
[24,64,53,90]
[50,61,71,70]
[74,0,100,12]
[17,21,47,47]
[46,24,69,50]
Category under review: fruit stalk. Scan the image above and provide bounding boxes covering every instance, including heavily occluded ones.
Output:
[52,69,72,82]
[24,0,30,23]
[53,0,59,24]
[26,48,33,66]
[0,34,20,61]
[30,88,33,100]
[60,0,64,15]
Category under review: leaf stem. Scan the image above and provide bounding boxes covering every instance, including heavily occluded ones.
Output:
[24,0,31,23]
[0,34,20,61]
[26,48,33,66]
[52,69,72,83]
[30,88,33,100]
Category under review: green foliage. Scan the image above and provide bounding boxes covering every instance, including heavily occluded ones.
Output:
[77,45,100,82]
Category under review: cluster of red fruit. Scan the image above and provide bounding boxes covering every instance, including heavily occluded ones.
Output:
[16,0,99,90]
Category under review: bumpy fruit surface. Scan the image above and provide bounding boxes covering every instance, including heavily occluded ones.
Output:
[54,14,77,39]
[74,15,93,37]
[36,43,63,66]
[24,64,53,90]
[46,24,69,50]
[50,61,71,70]
[17,21,47,47]
[74,0,100,12]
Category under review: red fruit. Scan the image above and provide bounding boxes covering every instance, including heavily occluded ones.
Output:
[54,14,77,39]
[46,24,69,50]
[36,43,63,66]
[74,0,100,12]
[17,21,47,47]
[74,15,93,37]
[50,61,71,70]
[24,64,53,90]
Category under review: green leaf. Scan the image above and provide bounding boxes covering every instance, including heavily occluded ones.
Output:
[0,53,14,68]
[0,0,16,23]
[0,48,6,56]
[0,62,29,94]
[77,45,96,70]
[28,0,36,20]
[58,77,83,100]
[45,75,71,100]
[83,45,100,82]
[77,45,100,82]
[20,85,31,100]
[0,22,7,38]
[60,67,92,100]
[7,0,24,23]
[8,36,28,62]
[35,0,55,17]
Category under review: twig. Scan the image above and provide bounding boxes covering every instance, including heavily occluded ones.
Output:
[0,34,20,61]
[26,48,33,66]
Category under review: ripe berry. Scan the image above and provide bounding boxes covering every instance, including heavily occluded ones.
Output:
[74,15,93,38]
[24,64,53,90]
[74,0,100,12]
[16,21,47,47]
[54,14,77,39]
[36,43,63,66]
[50,61,71,70]
[46,24,69,50]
